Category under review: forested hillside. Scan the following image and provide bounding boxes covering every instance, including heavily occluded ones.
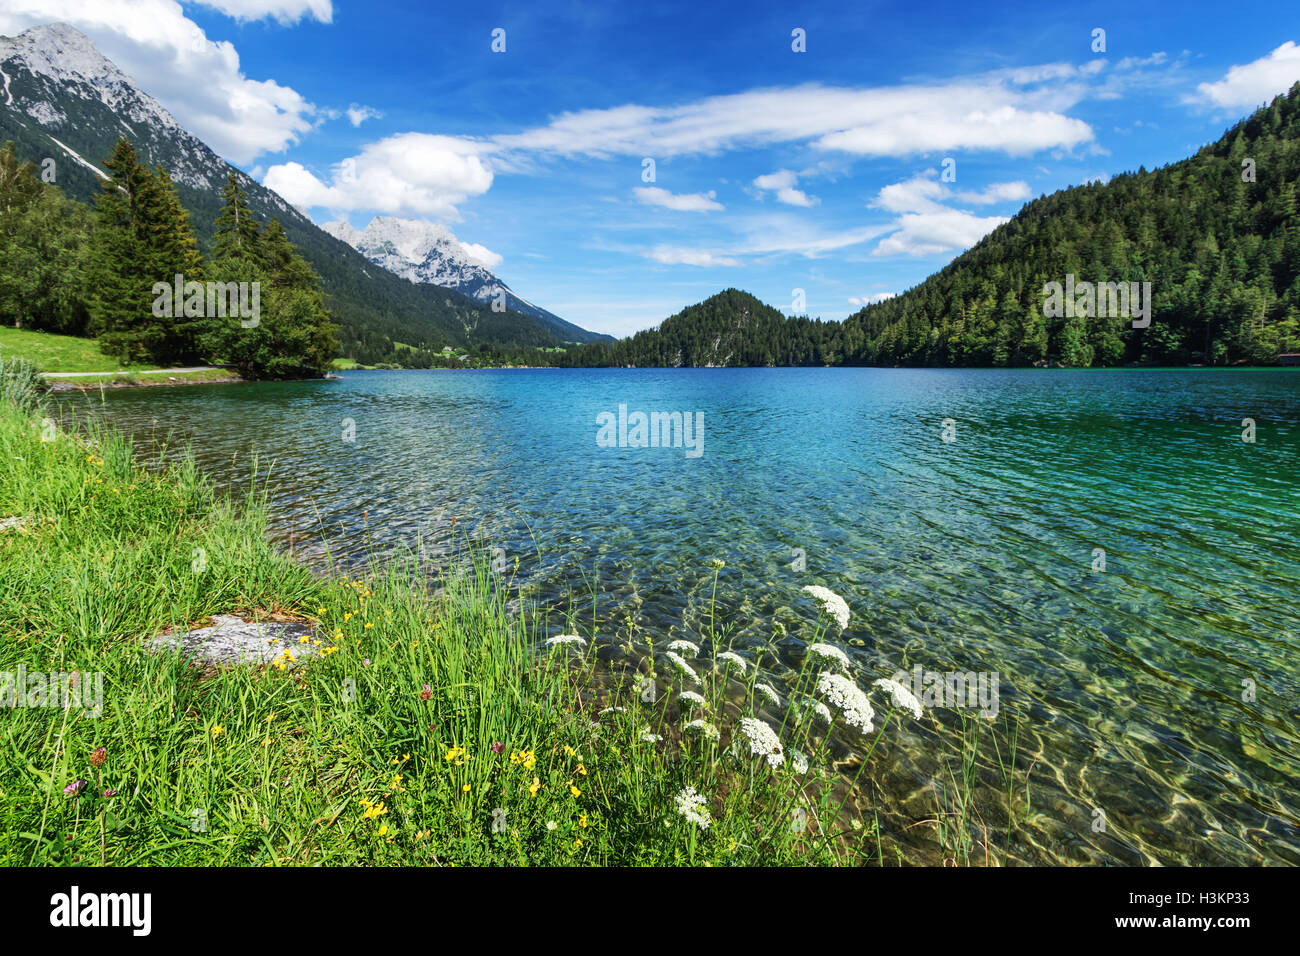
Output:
[562,84,1300,369]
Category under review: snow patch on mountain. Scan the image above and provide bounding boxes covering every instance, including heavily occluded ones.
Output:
[47,135,107,179]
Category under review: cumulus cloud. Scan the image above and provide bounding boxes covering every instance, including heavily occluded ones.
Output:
[633,186,723,211]
[870,171,1014,257]
[752,169,817,206]
[873,209,1008,257]
[0,0,317,163]
[346,103,383,127]
[1193,41,1300,110]
[458,241,502,269]
[264,133,494,219]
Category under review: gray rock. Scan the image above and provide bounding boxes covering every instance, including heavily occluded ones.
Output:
[150,614,320,667]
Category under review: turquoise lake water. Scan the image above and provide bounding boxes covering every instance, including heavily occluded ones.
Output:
[79,366,1300,865]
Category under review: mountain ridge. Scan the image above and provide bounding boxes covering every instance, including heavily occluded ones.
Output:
[0,22,610,362]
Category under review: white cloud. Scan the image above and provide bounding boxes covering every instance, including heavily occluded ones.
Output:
[186,0,332,23]
[631,217,892,271]
[263,133,494,219]
[870,171,1013,257]
[633,186,723,211]
[458,241,502,269]
[645,247,742,268]
[873,209,1008,257]
[491,76,1094,160]
[0,1,317,163]
[849,292,895,306]
[1194,42,1300,110]
[956,180,1032,204]
[346,103,382,127]
[753,169,818,207]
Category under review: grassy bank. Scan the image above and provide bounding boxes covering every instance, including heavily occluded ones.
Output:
[0,357,959,866]
[0,327,149,373]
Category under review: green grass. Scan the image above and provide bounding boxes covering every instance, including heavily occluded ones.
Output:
[0,371,1020,865]
[0,327,146,373]
[44,369,238,387]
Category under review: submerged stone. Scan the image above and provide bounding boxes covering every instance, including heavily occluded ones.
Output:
[150,614,320,667]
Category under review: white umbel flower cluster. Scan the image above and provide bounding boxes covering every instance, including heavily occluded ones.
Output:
[807,643,851,670]
[801,697,833,723]
[754,682,782,707]
[872,678,924,720]
[802,586,850,630]
[737,717,785,769]
[816,672,875,734]
[790,751,809,775]
[665,651,700,684]
[544,634,587,649]
[677,690,708,710]
[684,719,720,741]
[675,786,711,830]
[716,651,748,673]
[667,639,700,655]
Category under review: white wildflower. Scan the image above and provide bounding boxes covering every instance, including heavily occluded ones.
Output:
[640,728,663,743]
[683,719,720,741]
[667,639,700,655]
[817,672,875,734]
[802,586,850,630]
[674,786,711,830]
[598,706,625,716]
[737,717,785,770]
[807,642,850,670]
[754,682,782,707]
[677,690,708,710]
[790,751,809,775]
[708,558,725,570]
[801,697,833,723]
[873,678,924,720]
[715,651,748,673]
[545,634,587,649]
[665,651,700,684]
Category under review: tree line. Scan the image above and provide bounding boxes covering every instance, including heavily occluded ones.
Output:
[0,138,338,378]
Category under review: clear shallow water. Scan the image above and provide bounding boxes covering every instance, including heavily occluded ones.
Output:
[75,367,1300,865]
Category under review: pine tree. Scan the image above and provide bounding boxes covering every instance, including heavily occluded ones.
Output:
[212,172,261,264]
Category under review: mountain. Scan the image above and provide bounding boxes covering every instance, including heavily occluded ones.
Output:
[322,216,606,344]
[563,85,1300,369]
[0,22,609,361]
[559,289,840,367]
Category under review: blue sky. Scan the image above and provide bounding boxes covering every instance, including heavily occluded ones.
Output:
[5,1,1300,335]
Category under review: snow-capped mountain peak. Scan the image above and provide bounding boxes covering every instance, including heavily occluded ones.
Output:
[323,216,505,297]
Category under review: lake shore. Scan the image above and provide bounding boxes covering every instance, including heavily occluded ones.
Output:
[0,363,922,866]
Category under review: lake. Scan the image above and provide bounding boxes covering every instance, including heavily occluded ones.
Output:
[73,366,1300,865]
